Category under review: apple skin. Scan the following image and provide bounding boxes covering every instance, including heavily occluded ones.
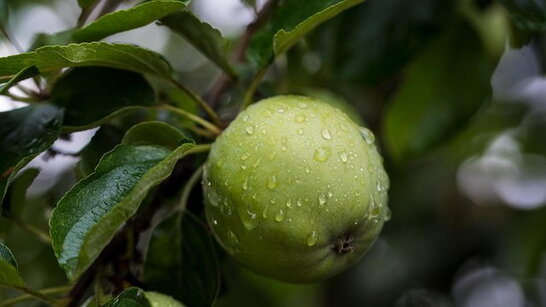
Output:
[202,95,390,283]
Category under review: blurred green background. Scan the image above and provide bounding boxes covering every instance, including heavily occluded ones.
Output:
[1,0,545,306]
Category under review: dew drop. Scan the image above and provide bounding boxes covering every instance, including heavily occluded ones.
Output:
[295,114,306,123]
[321,129,332,140]
[307,231,318,247]
[208,190,219,206]
[298,102,308,109]
[228,230,238,245]
[281,145,287,152]
[267,175,278,190]
[241,209,258,230]
[242,115,249,122]
[252,157,262,168]
[286,199,292,208]
[313,146,332,162]
[296,199,303,207]
[376,180,383,191]
[359,127,375,145]
[245,126,254,135]
[340,151,348,163]
[318,193,327,205]
[277,108,285,113]
[297,128,304,135]
[241,152,250,160]
[274,209,285,222]
[384,207,392,222]
[213,219,218,225]
[304,165,311,174]
[242,177,249,191]
[369,200,381,218]
[328,191,333,197]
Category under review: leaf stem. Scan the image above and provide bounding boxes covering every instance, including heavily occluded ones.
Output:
[240,67,267,111]
[171,80,223,127]
[187,144,212,155]
[161,105,222,136]
[0,285,71,307]
[177,164,204,212]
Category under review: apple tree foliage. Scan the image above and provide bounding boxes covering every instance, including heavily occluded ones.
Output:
[0,0,544,306]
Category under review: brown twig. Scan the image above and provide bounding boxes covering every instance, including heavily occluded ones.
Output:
[207,0,279,110]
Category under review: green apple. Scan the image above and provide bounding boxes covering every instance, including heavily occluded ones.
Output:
[145,291,184,307]
[203,95,390,283]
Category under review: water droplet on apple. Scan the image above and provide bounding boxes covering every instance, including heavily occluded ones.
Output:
[307,231,318,246]
[313,146,331,162]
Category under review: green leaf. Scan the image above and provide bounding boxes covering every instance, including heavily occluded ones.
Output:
[104,288,151,307]
[77,125,125,178]
[0,242,25,288]
[159,10,236,76]
[50,141,195,280]
[311,0,454,83]
[0,0,8,23]
[497,0,546,31]
[50,67,155,131]
[248,0,365,67]
[72,0,186,42]
[0,66,39,95]
[122,121,186,150]
[7,168,39,216]
[384,22,492,161]
[0,105,63,206]
[78,0,96,10]
[144,212,220,307]
[0,42,172,83]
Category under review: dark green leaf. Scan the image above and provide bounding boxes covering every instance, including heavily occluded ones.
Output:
[77,125,125,178]
[0,0,7,23]
[0,105,63,206]
[384,22,492,161]
[144,212,220,307]
[50,67,155,131]
[497,0,546,31]
[0,66,39,95]
[248,0,364,67]
[50,141,195,280]
[0,42,172,83]
[7,168,39,216]
[160,10,236,76]
[122,121,185,150]
[78,0,96,10]
[104,288,151,307]
[312,0,454,83]
[0,242,24,288]
[72,0,186,42]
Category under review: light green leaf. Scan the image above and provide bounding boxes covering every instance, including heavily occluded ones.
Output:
[144,212,220,307]
[384,22,491,161]
[0,105,63,206]
[50,67,155,131]
[159,10,236,76]
[50,140,195,280]
[122,121,186,150]
[0,66,39,95]
[0,242,25,288]
[72,0,186,42]
[248,0,365,67]
[0,42,172,83]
